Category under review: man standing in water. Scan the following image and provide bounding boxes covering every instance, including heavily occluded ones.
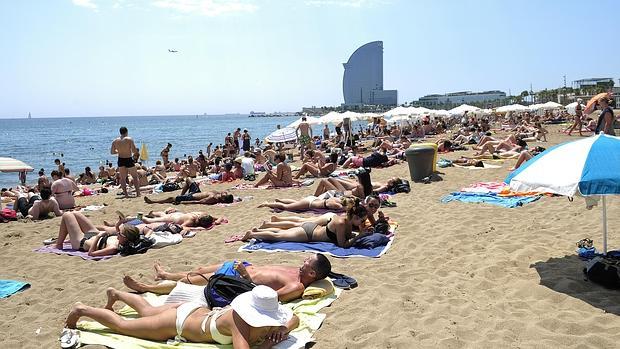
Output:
[111,127,141,198]
[295,117,312,160]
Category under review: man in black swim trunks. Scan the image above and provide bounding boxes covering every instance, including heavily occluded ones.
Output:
[111,127,141,198]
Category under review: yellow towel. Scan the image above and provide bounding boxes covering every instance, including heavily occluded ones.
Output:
[302,279,334,300]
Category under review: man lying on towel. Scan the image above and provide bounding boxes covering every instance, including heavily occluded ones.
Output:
[144,178,234,205]
[123,253,331,302]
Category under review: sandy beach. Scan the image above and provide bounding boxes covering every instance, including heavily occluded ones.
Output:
[2,125,620,349]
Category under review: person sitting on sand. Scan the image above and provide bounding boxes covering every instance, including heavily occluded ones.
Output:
[54,212,140,257]
[241,200,370,248]
[180,156,199,178]
[144,178,234,205]
[140,209,226,230]
[253,153,295,188]
[78,167,97,185]
[62,285,298,347]
[124,253,331,303]
[50,170,79,210]
[294,151,338,179]
[313,169,374,199]
[24,187,63,220]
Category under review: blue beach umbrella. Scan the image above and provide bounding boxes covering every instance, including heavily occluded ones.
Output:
[505,134,620,252]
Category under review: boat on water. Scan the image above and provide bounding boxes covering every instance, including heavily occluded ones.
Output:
[27,112,31,119]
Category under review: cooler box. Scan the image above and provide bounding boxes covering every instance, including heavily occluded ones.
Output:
[405,146,436,182]
[409,143,438,172]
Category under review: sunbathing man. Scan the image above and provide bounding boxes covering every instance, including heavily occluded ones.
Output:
[139,209,226,230]
[123,253,332,302]
[253,153,296,188]
[144,178,234,205]
[24,187,63,220]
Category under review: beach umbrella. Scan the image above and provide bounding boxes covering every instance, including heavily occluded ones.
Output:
[318,111,344,125]
[448,104,480,116]
[140,142,149,162]
[505,134,620,252]
[565,102,586,115]
[497,104,528,113]
[0,157,34,173]
[265,127,298,143]
[584,92,613,115]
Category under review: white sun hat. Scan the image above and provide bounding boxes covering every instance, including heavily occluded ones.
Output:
[230,285,292,327]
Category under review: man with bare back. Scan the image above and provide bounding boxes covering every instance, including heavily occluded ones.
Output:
[110,127,141,198]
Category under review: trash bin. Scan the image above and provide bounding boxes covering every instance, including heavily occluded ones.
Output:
[409,143,438,172]
[405,146,435,182]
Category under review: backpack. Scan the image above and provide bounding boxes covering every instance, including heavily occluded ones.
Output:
[162,182,180,192]
[392,180,411,194]
[203,274,256,308]
[584,256,620,289]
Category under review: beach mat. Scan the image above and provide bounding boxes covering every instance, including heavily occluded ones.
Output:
[0,280,30,298]
[33,242,118,261]
[441,192,541,208]
[77,290,341,349]
[238,224,397,258]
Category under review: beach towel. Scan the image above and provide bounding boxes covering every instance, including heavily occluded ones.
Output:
[77,289,341,349]
[441,192,541,208]
[231,180,313,191]
[460,181,507,194]
[453,163,502,169]
[79,205,106,212]
[33,242,118,261]
[0,280,30,298]
[302,279,334,300]
[238,224,397,258]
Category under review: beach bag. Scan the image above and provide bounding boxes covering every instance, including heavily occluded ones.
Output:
[162,182,180,192]
[584,256,620,289]
[392,180,411,194]
[119,236,155,256]
[203,274,256,308]
[153,222,184,235]
[0,208,17,221]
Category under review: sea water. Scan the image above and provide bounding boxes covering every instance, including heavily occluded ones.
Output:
[1,114,360,188]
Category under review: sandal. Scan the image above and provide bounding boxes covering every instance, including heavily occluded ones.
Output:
[328,271,358,289]
[59,328,80,349]
[225,235,245,243]
[43,237,57,245]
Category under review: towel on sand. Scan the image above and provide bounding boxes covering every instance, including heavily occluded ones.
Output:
[441,192,541,208]
[0,280,30,298]
[33,243,117,261]
[239,224,397,258]
[77,289,341,349]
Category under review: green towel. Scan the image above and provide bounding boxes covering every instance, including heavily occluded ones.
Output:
[78,289,341,349]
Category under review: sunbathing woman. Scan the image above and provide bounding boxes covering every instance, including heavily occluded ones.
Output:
[54,212,140,257]
[313,168,374,199]
[242,200,370,248]
[258,195,351,212]
[62,285,298,347]
[293,151,338,179]
[140,210,225,230]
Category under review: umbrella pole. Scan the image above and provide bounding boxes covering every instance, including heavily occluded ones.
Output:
[602,195,608,254]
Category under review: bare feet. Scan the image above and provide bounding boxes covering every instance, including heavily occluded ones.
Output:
[66,302,87,329]
[257,202,270,208]
[270,215,280,222]
[153,261,168,281]
[241,230,253,241]
[123,275,150,293]
[104,287,118,310]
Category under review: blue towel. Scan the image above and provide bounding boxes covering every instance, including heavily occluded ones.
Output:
[0,280,30,298]
[441,192,541,208]
[240,239,392,258]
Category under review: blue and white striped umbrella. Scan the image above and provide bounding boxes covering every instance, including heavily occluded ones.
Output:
[505,133,620,252]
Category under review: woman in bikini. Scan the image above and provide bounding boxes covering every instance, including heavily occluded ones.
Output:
[242,200,370,248]
[293,151,338,179]
[54,212,140,257]
[257,195,351,212]
[61,285,298,347]
[139,210,225,230]
[313,168,374,199]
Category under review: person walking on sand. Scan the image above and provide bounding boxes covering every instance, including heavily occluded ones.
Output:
[296,117,313,160]
[160,143,172,167]
[111,127,141,198]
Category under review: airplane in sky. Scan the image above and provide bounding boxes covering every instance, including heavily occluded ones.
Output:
[168,49,178,53]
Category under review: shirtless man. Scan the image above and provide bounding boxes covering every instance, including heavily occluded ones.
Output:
[253,153,295,188]
[110,127,141,197]
[50,170,78,209]
[123,253,332,302]
[24,187,63,220]
[295,117,313,160]
[180,156,199,178]
[140,210,226,230]
[144,178,234,205]
[160,143,172,167]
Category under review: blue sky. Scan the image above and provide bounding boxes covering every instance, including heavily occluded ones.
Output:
[1,0,618,118]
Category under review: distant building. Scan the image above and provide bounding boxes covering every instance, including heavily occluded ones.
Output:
[573,78,615,89]
[416,90,506,107]
[342,41,397,107]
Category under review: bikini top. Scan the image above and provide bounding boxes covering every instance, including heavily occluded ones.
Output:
[325,219,337,243]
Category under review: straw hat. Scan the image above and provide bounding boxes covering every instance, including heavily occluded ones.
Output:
[230,285,292,327]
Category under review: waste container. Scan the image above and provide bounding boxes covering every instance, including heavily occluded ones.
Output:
[405,146,435,182]
[409,143,438,172]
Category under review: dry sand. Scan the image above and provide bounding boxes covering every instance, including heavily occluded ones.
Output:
[2,125,620,349]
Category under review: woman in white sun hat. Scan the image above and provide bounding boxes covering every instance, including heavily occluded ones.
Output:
[61,285,298,348]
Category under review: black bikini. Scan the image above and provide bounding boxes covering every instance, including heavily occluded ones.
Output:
[325,219,337,243]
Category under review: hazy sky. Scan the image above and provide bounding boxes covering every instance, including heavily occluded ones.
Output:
[2,0,618,118]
